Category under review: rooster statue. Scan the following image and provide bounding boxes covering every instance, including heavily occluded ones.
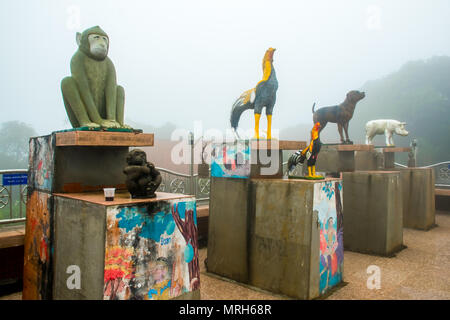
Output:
[288,122,323,179]
[230,47,278,140]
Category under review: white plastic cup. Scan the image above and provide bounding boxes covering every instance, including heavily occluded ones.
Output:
[104,188,116,201]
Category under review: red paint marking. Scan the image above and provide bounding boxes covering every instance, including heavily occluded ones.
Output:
[104,269,125,282]
[331,253,338,276]
[319,229,327,253]
[222,146,227,164]
[62,182,126,193]
[222,146,237,170]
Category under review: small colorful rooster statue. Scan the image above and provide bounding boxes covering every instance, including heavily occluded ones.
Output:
[288,122,324,179]
[230,47,278,140]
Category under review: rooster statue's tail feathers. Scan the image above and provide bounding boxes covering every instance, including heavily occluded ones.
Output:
[230,88,256,133]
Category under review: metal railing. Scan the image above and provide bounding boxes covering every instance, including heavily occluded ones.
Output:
[394,162,408,168]
[421,161,450,188]
[395,161,450,188]
[156,167,210,204]
[0,169,28,225]
[1,159,449,226]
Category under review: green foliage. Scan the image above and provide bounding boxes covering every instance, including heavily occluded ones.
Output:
[0,121,37,169]
[350,56,450,166]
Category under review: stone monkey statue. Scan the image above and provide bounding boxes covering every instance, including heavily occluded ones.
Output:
[124,149,162,199]
[61,26,131,129]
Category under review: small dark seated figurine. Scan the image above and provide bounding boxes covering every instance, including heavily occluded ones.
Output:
[124,149,162,199]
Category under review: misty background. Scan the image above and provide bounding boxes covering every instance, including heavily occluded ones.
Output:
[0,0,449,167]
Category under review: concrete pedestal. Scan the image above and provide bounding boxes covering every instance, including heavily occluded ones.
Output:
[374,147,412,169]
[208,177,344,299]
[400,168,435,230]
[52,191,200,300]
[207,177,250,283]
[343,171,403,256]
[210,140,306,179]
[316,144,373,174]
[355,147,413,171]
[436,188,450,211]
[355,150,379,171]
[24,131,201,300]
[27,130,154,194]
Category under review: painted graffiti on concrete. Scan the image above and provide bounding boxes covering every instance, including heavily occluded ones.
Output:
[23,191,54,300]
[314,181,344,295]
[211,142,250,178]
[103,198,199,300]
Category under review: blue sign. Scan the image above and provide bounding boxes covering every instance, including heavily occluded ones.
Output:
[2,173,28,186]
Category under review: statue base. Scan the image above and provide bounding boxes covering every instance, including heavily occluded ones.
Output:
[55,127,143,133]
[343,171,404,256]
[400,168,436,230]
[355,147,412,171]
[211,139,306,179]
[51,191,200,300]
[24,131,200,300]
[316,144,373,174]
[207,177,344,299]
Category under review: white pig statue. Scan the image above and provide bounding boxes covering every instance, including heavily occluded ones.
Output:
[365,119,409,146]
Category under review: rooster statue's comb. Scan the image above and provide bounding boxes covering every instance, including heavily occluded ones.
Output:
[313,122,321,131]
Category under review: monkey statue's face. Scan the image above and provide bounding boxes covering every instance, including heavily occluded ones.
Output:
[76,26,110,61]
[127,150,147,166]
[88,33,109,60]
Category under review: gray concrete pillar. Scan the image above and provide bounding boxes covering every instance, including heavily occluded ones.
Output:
[400,168,435,230]
[343,171,403,256]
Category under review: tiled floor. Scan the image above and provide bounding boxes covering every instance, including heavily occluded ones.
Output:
[2,211,449,300]
[199,211,450,300]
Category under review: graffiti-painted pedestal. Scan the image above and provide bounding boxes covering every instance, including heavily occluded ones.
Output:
[355,147,412,171]
[343,171,403,256]
[208,177,344,299]
[24,131,201,300]
[210,140,306,179]
[376,147,411,169]
[316,144,374,175]
[400,168,435,230]
[51,191,199,300]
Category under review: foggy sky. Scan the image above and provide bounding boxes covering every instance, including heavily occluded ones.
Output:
[1,0,450,136]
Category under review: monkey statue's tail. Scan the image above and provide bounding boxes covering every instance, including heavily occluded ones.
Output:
[312,102,316,113]
[230,88,256,138]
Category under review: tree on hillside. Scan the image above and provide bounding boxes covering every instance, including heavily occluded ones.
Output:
[351,56,450,166]
[0,121,38,169]
[280,56,450,165]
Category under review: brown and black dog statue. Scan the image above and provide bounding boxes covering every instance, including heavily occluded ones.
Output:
[124,149,162,199]
[312,90,365,144]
